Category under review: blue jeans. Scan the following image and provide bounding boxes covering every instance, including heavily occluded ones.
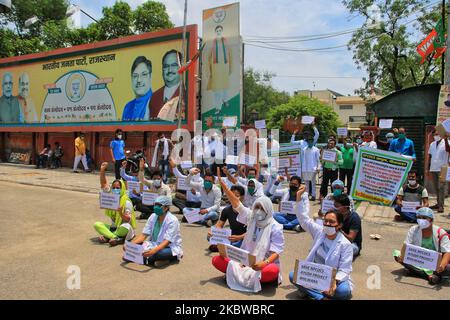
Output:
[158,159,170,183]
[289,271,352,300]
[394,205,417,223]
[273,213,299,230]
[144,247,177,265]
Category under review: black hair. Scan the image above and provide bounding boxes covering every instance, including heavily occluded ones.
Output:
[115,128,123,135]
[215,25,223,32]
[408,170,417,177]
[151,170,162,179]
[162,49,182,66]
[231,185,245,196]
[131,56,152,75]
[55,141,60,145]
[334,193,351,207]
[324,210,345,225]
[290,176,302,185]
[204,172,214,180]
[112,179,122,187]
[247,167,257,174]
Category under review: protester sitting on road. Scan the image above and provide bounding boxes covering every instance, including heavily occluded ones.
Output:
[184,168,222,227]
[138,158,172,220]
[128,195,183,268]
[36,144,51,169]
[237,165,263,187]
[270,175,307,232]
[320,180,355,216]
[334,194,362,258]
[207,185,247,252]
[223,166,264,208]
[169,157,202,214]
[394,171,429,223]
[214,169,284,293]
[94,162,136,246]
[289,186,353,300]
[393,207,450,285]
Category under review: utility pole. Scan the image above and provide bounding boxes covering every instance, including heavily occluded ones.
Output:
[442,0,446,84]
[177,0,188,129]
[445,0,450,85]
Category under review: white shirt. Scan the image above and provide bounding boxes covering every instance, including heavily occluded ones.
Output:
[301,146,321,172]
[361,141,377,148]
[428,139,449,172]
[173,167,202,202]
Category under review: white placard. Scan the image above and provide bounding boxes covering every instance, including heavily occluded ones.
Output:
[226,155,239,165]
[210,227,232,245]
[321,199,336,214]
[142,191,158,206]
[223,116,237,127]
[294,260,335,292]
[277,158,291,168]
[280,201,296,215]
[255,120,266,129]
[239,154,257,165]
[302,116,315,125]
[181,160,193,169]
[123,241,144,265]
[322,149,337,163]
[127,181,140,194]
[177,177,188,191]
[183,208,204,224]
[403,243,442,271]
[219,244,256,266]
[337,127,348,137]
[443,119,450,134]
[99,191,120,210]
[401,201,420,213]
[379,119,393,129]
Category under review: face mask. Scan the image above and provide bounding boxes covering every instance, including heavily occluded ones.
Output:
[398,134,405,140]
[117,134,122,139]
[333,189,343,197]
[111,188,121,195]
[248,175,256,180]
[356,139,362,144]
[323,225,337,236]
[248,187,255,195]
[408,180,417,186]
[345,143,351,148]
[434,135,441,142]
[417,219,431,230]
[153,180,161,188]
[308,143,314,148]
[290,185,299,192]
[154,205,164,216]
[255,209,266,222]
[204,181,213,190]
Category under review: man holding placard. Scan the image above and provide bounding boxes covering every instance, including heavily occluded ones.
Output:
[338,137,355,193]
[291,123,319,149]
[393,208,450,285]
[320,139,343,200]
[301,138,321,201]
[389,128,416,160]
[394,171,429,223]
[94,162,137,246]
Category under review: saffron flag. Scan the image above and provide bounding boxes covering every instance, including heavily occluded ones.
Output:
[417,18,447,64]
[178,42,206,74]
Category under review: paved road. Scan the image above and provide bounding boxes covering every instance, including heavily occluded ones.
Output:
[0,181,449,300]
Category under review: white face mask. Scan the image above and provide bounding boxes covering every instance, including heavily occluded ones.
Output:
[408,180,417,186]
[434,135,441,142]
[117,134,122,139]
[153,180,161,188]
[417,219,431,230]
[323,226,337,236]
[255,209,267,222]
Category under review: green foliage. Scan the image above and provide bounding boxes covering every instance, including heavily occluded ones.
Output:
[343,0,442,96]
[244,68,290,120]
[266,95,341,141]
[98,1,134,41]
[134,1,174,34]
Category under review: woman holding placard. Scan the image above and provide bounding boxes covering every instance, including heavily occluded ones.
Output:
[289,186,354,300]
[393,207,450,285]
[94,162,137,246]
[213,168,284,293]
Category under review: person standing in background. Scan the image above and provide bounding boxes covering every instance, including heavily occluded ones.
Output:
[339,137,355,194]
[110,129,126,180]
[73,133,89,173]
[427,130,449,214]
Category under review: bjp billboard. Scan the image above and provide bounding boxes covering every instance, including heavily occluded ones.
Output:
[0,25,198,131]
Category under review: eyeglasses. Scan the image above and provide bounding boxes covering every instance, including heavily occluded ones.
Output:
[132,72,150,81]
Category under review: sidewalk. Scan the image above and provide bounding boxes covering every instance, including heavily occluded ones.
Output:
[1,163,449,229]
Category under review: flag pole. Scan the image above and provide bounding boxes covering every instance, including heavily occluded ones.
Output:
[177,0,188,130]
[445,0,450,85]
[442,0,446,84]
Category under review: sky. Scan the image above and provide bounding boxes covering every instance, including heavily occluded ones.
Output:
[75,0,370,96]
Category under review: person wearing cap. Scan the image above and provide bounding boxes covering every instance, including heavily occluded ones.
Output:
[224,166,264,208]
[378,132,395,151]
[128,195,183,268]
[334,194,362,257]
[394,171,429,223]
[319,180,356,219]
[393,207,450,285]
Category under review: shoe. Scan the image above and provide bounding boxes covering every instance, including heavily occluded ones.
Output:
[429,204,439,210]
[310,196,316,202]
[98,236,109,244]
[294,225,303,233]
[438,207,444,213]
[73,170,79,173]
[394,215,404,222]
[154,260,170,268]
[181,216,187,223]
[428,274,442,285]
[209,245,219,252]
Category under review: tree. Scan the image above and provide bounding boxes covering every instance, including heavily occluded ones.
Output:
[134,1,173,34]
[244,68,290,120]
[343,0,442,96]
[266,95,341,141]
[97,1,134,41]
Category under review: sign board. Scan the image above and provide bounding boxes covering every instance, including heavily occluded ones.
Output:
[210,227,231,245]
[293,259,336,292]
[239,154,257,166]
[8,151,31,164]
[401,243,442,271]
[183,208,204,224]
[255,119,266,130]
[142,191,158,206]
[443,119,450,134]
[337,127,348,137]
[226,155,239,165]
[321,199,335,214]
[126,180,140,194]
[401,201,420,213]
[181,160,193,169]
[436,85,450,134]
[322,149,337,163]
[277,158,291,168]
[223,116,238,128]
[217,243,256,267]
[99,191,120,210]
[269,143,302,177]
[280,201,296,215]
[301,116,315,125]
[177,177,188,191]
[379,119,393,129]
[123,241,144,265]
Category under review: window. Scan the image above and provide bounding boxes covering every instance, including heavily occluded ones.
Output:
[340,105,353,110]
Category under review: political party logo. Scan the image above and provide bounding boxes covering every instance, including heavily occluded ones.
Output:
[65,72,86,102]
[213,8,226,23]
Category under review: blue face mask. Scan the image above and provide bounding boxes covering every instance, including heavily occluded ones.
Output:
[111,188,121,195]
[333,189,343,197]
[154,205,164,216]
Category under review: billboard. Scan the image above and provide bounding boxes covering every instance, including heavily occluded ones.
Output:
[436,85,450,133]
[201,3,242,130]
[0,25,198,129]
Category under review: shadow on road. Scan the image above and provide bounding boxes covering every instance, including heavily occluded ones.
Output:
[391,269,450,291]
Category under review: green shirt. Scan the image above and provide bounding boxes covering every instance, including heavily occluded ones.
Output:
[339,147,354,169]
[152,219,162,242]
[323,148,344,170]
[421,237,436,251]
